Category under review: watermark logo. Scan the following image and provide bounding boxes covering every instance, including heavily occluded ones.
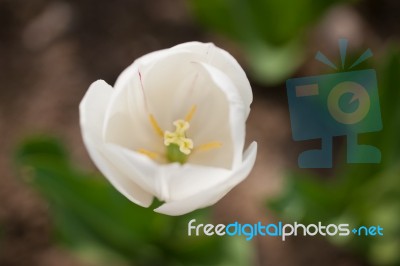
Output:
[187,219,384,241]
[286,39,382,168]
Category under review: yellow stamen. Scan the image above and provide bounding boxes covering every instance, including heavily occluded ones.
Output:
[164,131,179,146]
[195,141,222,152]
[173,119,189,135]
[149,114,163,137]
[137,148,159,159]
[163,119,193,155]
[184,105,197,122]
[143,105,222,163]
[177,138,194,155]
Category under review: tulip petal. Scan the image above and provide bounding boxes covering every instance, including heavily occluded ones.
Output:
[102,65,164,154]
[160,163,232,201]
[133,51,236,169]
[80,42,257,216]
[154,62,250,203]
[80,80,153,207]
[190,62,246,168]
[104,144,162,199]
[103,143,232,204]
[154,142,257,216]
[172,42,253,117]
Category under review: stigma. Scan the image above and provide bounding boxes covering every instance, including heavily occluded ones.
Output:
[164,119,193,163]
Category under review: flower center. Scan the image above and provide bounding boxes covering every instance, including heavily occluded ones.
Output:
[138,105,222,164]
[163,119,193,163]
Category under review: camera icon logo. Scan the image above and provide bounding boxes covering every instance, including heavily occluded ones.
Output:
[286,39,382,168]
[327,81,370,125]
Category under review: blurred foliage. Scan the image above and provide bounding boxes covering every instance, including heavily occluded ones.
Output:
[269,47,400,265]
[188,0,348,84]
[14,136,254,266]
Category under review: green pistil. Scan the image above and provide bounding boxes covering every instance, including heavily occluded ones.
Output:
[166,143,189,164]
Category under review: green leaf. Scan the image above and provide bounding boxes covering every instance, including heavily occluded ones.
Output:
[14,136,254,266]
[188,0,347,84]
[268,47,400,265]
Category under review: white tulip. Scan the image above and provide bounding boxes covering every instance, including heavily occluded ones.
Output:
[79,42,257,216]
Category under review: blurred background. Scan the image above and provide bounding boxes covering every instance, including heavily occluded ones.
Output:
[0,0,399,265]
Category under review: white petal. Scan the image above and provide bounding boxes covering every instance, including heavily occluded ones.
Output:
[102,63,164,154]
[112,41,252,132]
[149,55,237,168]
[104,144,162,198]
[121,50,237,169]
[171,42,253,117]
[190,62,246,168]
[106,42,252,169]
[79,80,153,207]
[152,62,250,203]
[154,142,257,216]
[152,63,252,202]
[160,163,232,201]
[103,144,232,204]
[133,51,215,131]
[113,47,187,93]
[104,48,202,152]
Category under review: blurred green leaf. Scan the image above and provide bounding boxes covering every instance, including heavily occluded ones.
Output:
[244,39,304,84]
[377,49,400,167]
[269,46,400,265]
[189,0,346,84]
[14,136,254,266]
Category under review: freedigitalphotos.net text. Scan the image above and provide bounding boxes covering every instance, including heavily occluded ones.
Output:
[187,219,383,241]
